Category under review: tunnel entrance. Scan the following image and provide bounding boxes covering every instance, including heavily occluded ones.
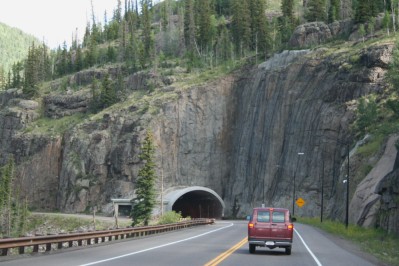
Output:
[165,186,224,219]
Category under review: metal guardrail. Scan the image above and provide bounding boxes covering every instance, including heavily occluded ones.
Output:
[0,218,215,256]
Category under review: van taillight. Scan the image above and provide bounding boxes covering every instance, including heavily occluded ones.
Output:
[248,223,254,229]
[288,224,293,230]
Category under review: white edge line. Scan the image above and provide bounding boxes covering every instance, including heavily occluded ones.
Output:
[295,228,323,266]
[79,223,234,266]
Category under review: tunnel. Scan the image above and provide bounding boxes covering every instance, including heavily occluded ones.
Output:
[164,186,225,219]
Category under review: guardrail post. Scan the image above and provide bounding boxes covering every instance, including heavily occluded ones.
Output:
[46,243,51,252]
[68,241,73,248]
[33,244,39,253]
[78,240,82,246]
[19,246,25,254]
[58,242,63,249]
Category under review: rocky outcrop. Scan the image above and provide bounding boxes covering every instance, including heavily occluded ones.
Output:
[349,135,399,227]
[56,75,236,213]
[68,67,123,86]
[377,165,399,235]
[44,90,91,118]
[0,89,41,164]
[289,20,353,48]
[1,40,397,234]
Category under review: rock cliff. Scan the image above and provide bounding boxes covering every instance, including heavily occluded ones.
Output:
[0,42,397,233]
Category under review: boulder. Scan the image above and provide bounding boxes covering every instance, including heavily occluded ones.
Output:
[289,19,353,48]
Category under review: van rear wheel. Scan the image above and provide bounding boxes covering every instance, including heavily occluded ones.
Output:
[285,247,292,255]
[249,244,256,254]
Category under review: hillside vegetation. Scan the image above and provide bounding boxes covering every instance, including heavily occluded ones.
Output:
[0,22,40,72]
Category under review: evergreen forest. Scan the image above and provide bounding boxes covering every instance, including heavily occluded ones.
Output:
[0,22,40,82]
[0,0,398,110]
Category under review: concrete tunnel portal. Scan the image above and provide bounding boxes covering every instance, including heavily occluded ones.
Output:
[164,186,225,219]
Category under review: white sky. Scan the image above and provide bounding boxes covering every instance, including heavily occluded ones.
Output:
[0,0,119,49]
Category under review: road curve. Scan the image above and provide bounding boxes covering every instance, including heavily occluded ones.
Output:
[0,221,382,266]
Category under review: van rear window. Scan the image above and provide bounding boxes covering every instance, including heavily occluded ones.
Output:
[257,211,270,222]
[272,211,285,223]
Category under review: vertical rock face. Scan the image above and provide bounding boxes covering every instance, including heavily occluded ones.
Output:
[1,43,397,234]
[350,135,399,227]
[56,76,236,213]
[224,46,391,219]
[0,89,61,210]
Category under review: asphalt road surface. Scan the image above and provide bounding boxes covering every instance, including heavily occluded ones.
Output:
[1,221,383,266]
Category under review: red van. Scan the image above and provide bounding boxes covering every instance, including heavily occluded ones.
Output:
[247,207,294,255]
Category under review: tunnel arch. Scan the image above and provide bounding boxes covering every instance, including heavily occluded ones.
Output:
[164,186,225,219]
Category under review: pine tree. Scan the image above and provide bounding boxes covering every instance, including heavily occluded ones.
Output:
[83,22,92,47]
[75,45,84,72]
[249,0,269,59]
[0,66,5,90]
[125,34,140,72]
[23,44,39,97]
[184,0,196,53]
[356,97,378,135]
[215,21,233,62]
[89,78,101,113]
[107,44,117,62]
[85,39,98,68]
[11,62,23,88]
[115,0,123,22]
[7,70,11,89]
[306,0,327,22]
[196,0,214,54]
[382,10,391,35]
[141,0,154,66]
[270,17,282,52]
[161,0,168,31]
[131,130,157,226]
[354,0,380,23]
[215,0,230,16]
[0,157,29,237]
[0,157,14,236]
[100,73,117,108]
[60,42,68,75]
[231,0,251,57]
[328,0,340,22]
[387,35,399,95]
[281,0,294,23]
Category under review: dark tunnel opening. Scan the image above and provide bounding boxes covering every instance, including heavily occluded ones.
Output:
[172,190,223,219]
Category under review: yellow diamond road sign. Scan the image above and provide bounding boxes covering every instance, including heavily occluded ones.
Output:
[296,197,305,208]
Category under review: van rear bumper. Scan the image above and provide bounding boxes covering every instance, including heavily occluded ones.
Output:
[248,238,292,247]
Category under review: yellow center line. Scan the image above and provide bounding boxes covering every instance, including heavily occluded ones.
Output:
[204,237,248,266]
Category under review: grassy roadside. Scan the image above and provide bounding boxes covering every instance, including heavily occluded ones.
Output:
[298,217,399,266]
[25,213,131,235]
[24,211,184,236]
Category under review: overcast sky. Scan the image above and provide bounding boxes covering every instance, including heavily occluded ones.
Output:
[0,0,119,49]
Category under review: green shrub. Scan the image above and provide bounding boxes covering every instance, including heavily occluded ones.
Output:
[357,134,384,158]
[157,211,183,225]
[356,96,378,135]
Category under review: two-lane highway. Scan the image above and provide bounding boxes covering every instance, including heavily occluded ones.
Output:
[0,221,380,266]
